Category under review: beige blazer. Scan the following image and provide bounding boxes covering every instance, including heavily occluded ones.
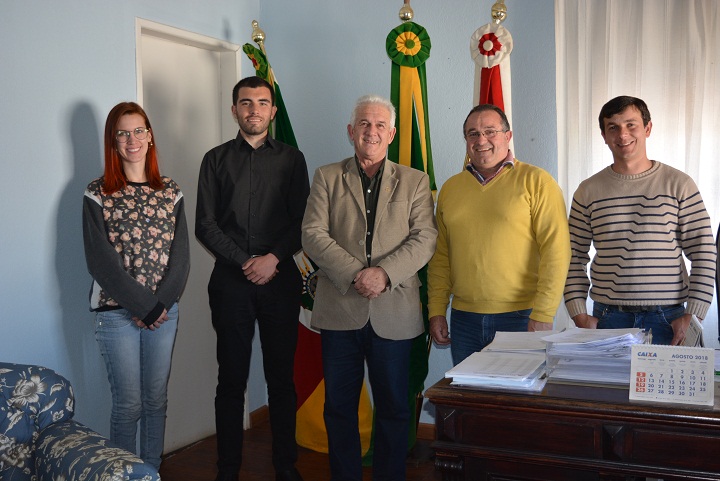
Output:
[302,157,437,340]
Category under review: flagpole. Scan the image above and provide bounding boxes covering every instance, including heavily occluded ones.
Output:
[399,0,413,22]
[251,20,267,54]
[491,0,508,25]
[396,0,430,437]
[400,0,432,437]
[489,0,513,156]
[251,20,275,88]
[387,0,437,454]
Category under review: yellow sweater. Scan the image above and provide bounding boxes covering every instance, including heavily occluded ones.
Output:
[427,161,570,323]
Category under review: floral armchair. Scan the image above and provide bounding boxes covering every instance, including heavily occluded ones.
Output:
[0,362,160,481]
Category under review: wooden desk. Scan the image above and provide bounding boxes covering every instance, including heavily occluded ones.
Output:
[425,378,720,480]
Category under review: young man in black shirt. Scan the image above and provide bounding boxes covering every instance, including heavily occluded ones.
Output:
[196,76,309,481]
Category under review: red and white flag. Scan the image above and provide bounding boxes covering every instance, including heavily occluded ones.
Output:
[465,22,514,167]
[471,22,513,122]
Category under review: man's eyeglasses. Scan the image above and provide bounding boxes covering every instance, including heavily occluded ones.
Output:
[115,128,150,143]
[465,129,507,141]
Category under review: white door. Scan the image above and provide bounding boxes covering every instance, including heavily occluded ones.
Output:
[136,19,244,453]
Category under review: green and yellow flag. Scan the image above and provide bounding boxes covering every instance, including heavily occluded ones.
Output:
[385,19,436,457]
[242,43,297,147]
[387,21,436,192]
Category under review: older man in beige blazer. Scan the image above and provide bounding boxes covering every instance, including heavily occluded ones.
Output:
[302,95,436,481]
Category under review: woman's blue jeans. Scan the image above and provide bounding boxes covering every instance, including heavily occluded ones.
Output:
[450,308,532,365]
[95,303,178,468]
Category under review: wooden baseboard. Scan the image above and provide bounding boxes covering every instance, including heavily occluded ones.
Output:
[416,422,435,440]
[250,405,435,441]
[164,411,435,462]
[249,404,270,427]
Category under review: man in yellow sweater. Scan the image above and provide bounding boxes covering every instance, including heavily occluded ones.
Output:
[428,105,571,365]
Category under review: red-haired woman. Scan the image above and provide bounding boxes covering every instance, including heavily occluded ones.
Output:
[82,101,189,469]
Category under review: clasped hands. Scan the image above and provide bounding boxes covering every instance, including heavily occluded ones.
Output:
[133,308,168,331]
[242,253,280,285]
[354,267,389,299]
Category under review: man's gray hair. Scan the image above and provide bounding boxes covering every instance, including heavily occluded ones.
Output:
[350,95,397,127]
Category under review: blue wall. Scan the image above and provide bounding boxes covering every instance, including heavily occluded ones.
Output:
[0,0,557,437]
[259,0,558,422]
[259,0,557,186]
[0,0,260,434]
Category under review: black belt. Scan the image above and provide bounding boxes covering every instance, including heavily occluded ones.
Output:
[607,303,683,313]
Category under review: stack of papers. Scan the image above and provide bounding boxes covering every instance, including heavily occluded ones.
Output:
[543,328,647,386]
[483,330,557,353]
[445,351,548,392]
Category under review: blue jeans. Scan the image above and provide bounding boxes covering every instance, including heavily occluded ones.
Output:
[95,303,178,468]
[322,323,412,481]
[450,308,532,365]
[593,302,684,345]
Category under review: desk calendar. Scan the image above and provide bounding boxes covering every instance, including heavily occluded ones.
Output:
[630,344,714,406]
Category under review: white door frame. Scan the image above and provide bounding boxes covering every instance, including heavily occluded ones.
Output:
[135,17,241,113]
[134,19,253,444]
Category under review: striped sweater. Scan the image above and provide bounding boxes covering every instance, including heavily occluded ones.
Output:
[564,161,716,319]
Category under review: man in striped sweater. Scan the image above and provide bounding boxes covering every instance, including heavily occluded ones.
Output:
[564,96,716,345]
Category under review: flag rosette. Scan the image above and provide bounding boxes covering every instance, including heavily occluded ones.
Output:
[386,22,431,67]
[470,23,513,68]
[467,21,514,167]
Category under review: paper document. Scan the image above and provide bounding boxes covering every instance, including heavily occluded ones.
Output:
[541,328,644,345]
[450,373,548,392]
[544,328,646,386]
[483,331,556,352]
[682,315,704,347]
[446,351,547,391]
[446,351,545,380]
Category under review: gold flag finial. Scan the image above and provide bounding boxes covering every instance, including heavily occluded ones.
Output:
[399,0,414,22]
[251,20,266,52]
[491,0,507,25]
